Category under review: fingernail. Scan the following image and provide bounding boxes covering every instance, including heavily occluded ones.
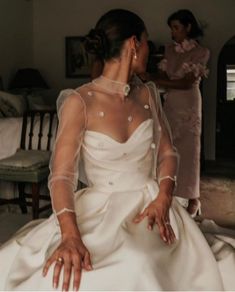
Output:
[163,237,167,242]
[73,286,78,291]
[53,282,57,289]
[88,264,93,270]
[148,225,152,230]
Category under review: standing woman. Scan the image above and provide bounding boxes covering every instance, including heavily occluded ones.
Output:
[156,9,210,216]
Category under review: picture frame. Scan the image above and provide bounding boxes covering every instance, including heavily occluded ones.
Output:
[65,36,94,78]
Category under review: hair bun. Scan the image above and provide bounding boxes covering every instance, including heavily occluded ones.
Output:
[85,28,109,59]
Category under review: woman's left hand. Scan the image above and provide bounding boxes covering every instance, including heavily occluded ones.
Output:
[133,193,176,245]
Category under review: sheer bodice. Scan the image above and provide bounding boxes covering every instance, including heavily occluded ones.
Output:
[48,76,179,215]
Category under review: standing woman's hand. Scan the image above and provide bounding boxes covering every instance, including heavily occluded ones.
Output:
[182,72,198,88]
[43,235,92,291]
[133,193,176,245]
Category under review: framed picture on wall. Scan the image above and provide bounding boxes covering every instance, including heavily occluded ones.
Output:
[65,36,94,78]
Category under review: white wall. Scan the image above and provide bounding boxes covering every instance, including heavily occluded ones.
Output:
[0,0,33,89]
[32,0,235,159]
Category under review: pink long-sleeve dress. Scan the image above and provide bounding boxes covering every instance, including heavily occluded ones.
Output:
[159,39,210,199]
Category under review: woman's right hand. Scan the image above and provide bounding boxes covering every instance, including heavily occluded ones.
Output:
[43,235,92,291]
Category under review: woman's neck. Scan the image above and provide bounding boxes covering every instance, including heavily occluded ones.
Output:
[103,43,134,83]
[103,60,132,82]
[98,57,133,101]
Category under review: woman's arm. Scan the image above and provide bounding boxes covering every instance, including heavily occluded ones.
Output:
[152,46,210,90]
[156,70,197,90]
[44,91,92,291]
[133,83,179,245]
[139,70,197,90]
[48,92,86,232]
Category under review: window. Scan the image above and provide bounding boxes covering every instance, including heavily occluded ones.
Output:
[227,65,235,101]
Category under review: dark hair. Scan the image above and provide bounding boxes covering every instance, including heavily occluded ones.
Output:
[167,9,203,39]
[85,9,146,60]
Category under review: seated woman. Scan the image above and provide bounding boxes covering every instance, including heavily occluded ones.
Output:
[0,8,234,291]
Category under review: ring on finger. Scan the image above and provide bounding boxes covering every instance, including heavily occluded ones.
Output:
[56,257,64,264]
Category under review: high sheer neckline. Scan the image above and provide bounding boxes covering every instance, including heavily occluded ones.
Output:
[92,75,131,96]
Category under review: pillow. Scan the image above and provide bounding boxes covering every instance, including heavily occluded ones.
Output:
[0,91,27,116]
[0,98,19,117]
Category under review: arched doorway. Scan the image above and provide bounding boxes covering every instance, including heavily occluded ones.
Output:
[216,36,235,159]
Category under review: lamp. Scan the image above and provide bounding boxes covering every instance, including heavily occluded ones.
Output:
[9,68,49,92]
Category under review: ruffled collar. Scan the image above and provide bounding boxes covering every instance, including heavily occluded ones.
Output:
[92,74,142,96]
[174,39,197,53]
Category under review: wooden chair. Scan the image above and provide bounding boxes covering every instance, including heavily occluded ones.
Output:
[0,110,58,219]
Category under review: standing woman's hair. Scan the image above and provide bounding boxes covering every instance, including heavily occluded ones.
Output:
[167,9,203,39]
[85,9,146,61]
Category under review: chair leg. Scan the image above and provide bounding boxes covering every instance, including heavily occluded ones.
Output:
[18,182,28,214]
[32,182,40,219]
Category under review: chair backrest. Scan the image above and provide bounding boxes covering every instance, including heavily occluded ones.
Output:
[20,110,58,151]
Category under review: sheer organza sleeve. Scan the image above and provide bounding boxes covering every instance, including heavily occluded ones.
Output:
[48,89,87,217]
[146,82,179,190]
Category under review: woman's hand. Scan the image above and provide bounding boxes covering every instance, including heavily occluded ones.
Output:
[133,193,176,245]
[43,235,92,291]
[182,72,197,88]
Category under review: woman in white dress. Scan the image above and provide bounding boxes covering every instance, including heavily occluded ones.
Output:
[0,9,234,291]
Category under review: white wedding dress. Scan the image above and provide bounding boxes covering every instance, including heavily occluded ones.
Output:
[0,77,234,291]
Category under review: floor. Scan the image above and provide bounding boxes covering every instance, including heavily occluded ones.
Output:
[200,158,235,228]
[0,159,234,244]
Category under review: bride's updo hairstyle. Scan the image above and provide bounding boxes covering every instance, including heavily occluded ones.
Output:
[167,9,203,39]
[85,9,146,61]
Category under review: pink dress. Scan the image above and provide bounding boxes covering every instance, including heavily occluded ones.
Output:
[159,40,210,199]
